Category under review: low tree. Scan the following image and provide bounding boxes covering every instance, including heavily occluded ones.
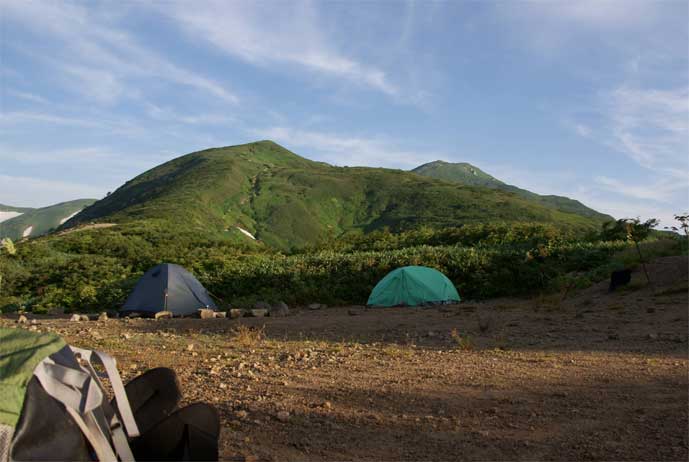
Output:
[601,218,658,283]
[1,238,16,256]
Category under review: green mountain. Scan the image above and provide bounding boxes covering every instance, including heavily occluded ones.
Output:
[412,160,612,221]
[0,199,96,240]
[0,204,34,224]
[61,141,609,249]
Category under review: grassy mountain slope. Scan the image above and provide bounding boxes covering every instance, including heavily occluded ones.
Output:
[0,204,34,224]
[412,161,612,221]
[0,199,96,240]
[63,141,607,249]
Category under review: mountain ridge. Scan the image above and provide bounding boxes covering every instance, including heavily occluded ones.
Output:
[0,199,97,240]
[61,141,610,249]
[412,160,612,222]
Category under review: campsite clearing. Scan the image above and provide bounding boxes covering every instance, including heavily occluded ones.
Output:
[2,256,687,461]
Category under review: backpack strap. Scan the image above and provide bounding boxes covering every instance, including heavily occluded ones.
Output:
[70,347,140,438]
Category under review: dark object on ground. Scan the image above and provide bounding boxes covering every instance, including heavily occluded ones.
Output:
[609,269,632,292]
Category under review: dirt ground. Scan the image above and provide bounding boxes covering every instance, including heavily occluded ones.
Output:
[3,256,688,461]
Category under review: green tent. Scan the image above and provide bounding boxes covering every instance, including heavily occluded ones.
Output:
[367,266,460,307]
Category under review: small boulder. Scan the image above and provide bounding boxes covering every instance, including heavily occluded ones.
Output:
[646,333,658,340]
[97,312,109,321]
[271,301,289,317]
[79,314,90,322]
[229,309,243,319]
[308,303,322,310]
[198,309,215,319]
[214,311,227,318]
[17,314,28,324]
[70,313,82,322]
[255,301,271,311]
[155,310,173,320]
[276,411,290,422]
[250,309,267,318]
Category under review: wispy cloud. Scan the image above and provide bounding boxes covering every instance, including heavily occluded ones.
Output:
[606,85,689,174]
[5,89,49,104]
[0,174,106,208]
[253,126,438,168]
[595,176,686,202]
[159,0,398,97]
[2,0,238,105]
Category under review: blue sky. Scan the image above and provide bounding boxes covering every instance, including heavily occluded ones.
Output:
[1,0,687,226]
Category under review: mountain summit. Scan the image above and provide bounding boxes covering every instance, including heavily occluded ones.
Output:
[63,141,610,249]
[412,160,611,221]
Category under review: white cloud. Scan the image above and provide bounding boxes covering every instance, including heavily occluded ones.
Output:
[595,176,686,202]
[5,89,49,104]
[159,0,398,97]
[0,174,105,208]
[2,0,238,105]
[144,104,235,126]
[606,85,689,173]
[253,126,438,168]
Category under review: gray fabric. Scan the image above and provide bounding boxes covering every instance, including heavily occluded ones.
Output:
[121,263,216,316]
[0,424,12,462]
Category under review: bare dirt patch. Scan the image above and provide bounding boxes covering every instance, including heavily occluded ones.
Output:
[3,256,687,461]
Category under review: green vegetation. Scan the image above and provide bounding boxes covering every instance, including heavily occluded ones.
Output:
[2,218,683,314]
[64,141,608,250]
[412,160,613,221]
[1,141,681,315]
[0,199,96,240]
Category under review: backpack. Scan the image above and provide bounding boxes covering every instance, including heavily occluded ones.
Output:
[0,327,219,462]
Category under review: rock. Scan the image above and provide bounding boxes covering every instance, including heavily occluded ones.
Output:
[30,319,38,325]
[155,310,173,320]
[646,333,658,340]
[70,313,82,322]
[347,309,362,316]
[254,301,271,310]
[214,311,227,318]
[608,333,620,340]
[308,303,322,310]
[187,344,195,352]
[250,309,267,318]
[17,314,28,324]
[79,315,90,322]
[236,410,248,420]
[98,312,109,321]
[229,309,243,319]
[271,301,289,317]
[276,411,290,422]
[322,401,332,410]
[198,309,215,319]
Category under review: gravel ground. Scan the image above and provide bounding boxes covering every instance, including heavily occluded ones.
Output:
[3,256,687,461]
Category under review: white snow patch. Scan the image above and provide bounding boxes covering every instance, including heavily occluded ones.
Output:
[0,211,23,223]
[22,226,33,238]
[236,226,256,240]
[59,210,80,225]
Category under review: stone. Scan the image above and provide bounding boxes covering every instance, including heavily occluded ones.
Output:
[198,309,215,319]
[229,309,243,319]
[250,309,267,318]
[276,411,290,422]
[322,401,332,410]
[79,314,90,322]
[236,410,248,420]
[98,312,109,321]
[70,313,81,322]
[254,301,271,310]
[17,314,28,324]
[155,310,173,320]
[271,301,289,317]
[646,333,658,340]
[187,343,195,351]
[214,311,227,318]
[308,303,322,310]
[347,309,362,316]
